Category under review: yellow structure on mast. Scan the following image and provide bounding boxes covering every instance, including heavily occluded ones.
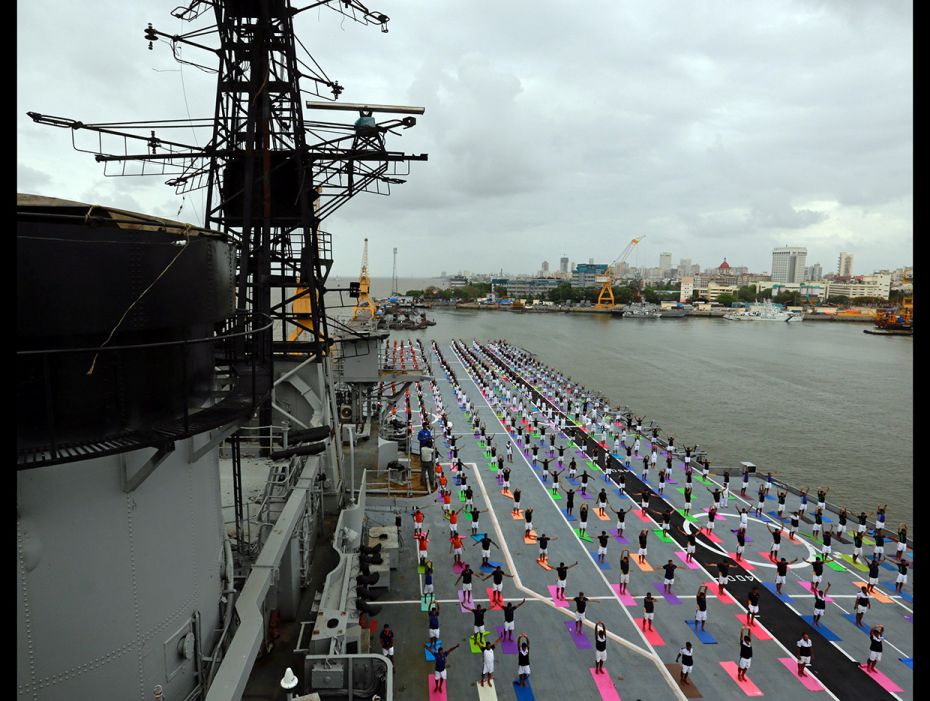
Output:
[351,237,377,321]
[594,236,644,308]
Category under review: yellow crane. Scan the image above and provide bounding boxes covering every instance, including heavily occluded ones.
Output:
[351,237,377,321]
[594,236,644,308]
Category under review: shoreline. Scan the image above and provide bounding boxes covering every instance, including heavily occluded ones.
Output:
[445,303,877,322]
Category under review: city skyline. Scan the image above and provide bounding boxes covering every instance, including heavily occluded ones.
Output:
[18,2,912,278]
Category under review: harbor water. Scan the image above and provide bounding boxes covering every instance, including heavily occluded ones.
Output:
[383,304,913,526]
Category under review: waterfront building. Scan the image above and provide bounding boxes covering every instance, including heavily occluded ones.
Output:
[826,273,891,300]
[571,263,609,288]
[448,274,469,288]
[771,246,807,284]
[838,252,854,277]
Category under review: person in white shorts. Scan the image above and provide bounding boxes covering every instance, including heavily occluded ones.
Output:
[479,638,501,687]
[865,625,884,672]
[737,628,753,681]
[855,587,871,627]
[593,621,609,674]
[694,585,709,630]
[426,643,460,694]
[427,603,440,642]
[796,632,813,677]
[676,642,695,685]
[516,635,531,687]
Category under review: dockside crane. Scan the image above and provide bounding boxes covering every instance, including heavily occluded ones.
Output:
[352,238,377,321]
[595,236,644,308]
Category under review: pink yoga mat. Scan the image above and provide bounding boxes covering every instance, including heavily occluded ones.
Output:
[610,584,637,606]
[778,658,824,691]
[797,581,833,601]
[728,553,756,571]
[589,668,623,701]
[427,674,448,701]
[458,590,474,612]
[632,618,665,646]
[857,665,903,693]
[703,531,724,544]
[719,661,763,696]
[675,551,700,569]
[548,585,569,608]
[632,510,652,523]
[735,615,772,639]
[705,582,737,604]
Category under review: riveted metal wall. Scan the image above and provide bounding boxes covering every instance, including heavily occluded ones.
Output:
[17,435,226,701]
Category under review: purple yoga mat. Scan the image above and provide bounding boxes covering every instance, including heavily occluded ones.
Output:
[496,626,518,654]
[610,529,630,543]
[563,620,592,649]
[458,590,474,612]
[653,582,682,605]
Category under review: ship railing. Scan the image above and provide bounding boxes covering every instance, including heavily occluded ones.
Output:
[17,311,273,469]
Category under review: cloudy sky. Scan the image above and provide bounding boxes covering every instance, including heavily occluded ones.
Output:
[18,1,912,278]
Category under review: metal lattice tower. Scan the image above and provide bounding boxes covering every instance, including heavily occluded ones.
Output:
[29,0,427,438]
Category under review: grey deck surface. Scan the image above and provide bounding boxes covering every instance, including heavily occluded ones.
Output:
[367,339,912,701]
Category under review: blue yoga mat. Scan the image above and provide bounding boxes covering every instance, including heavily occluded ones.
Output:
[900,657,913,669]
[424,640,443,660]
[685,620,718,644]
[588,550,611,570]
[841,612,871,634]
[762,581,793,602]
[513,680,536,701]
[879,581,913,602]
[800,615,842,641]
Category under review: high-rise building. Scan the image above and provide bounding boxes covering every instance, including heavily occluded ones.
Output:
[659,252,672,272]
[541,260,549,273]
[771,246,807,284]
[837,252,854,277]
[678,258,692,277]
[588,257,594,265]
[805,263,822,281]
[559,256,569,273]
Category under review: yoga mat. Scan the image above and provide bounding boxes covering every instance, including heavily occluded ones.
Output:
[728,554,756,571]
[632,509,652,523]
[561,508,578,521]
[676,509,698,523]
[589,551,612,570]
[705,583,737,604]
[857,665,903,693]
[841,613,871,634]
[719,661,763,696]
[610,529,630,544]
[800,616,841,641]
[548,585,570,608]
[610,584,637,606]
[523,531,537,544]
[512,680,536,701]
[777,658,825,691]
[512,510,525,521]
[614,489,630,500]
[458,590,474,612]
[469,631,490,653]
[900,657,913,669]
[501,489,513,498]
[880,581,912,602]
[703,531,724,544]
[685,619,718,644]
[426,674,448,701]
[797,582,833,601]
[579,490,594,500]
[653,529,674,543]
[835,553,868,572]
[631,557,654,572]
[762,582,794,602]
[471,533,487,541]
[880,561,897,572]
[632,618,665,646]
[853,581,892,604]
[424,640,442,660]
[480,562,502,574]
[675,552,700,569]
[653,582,682,605]
[495,626,518,654]
[576,529,594,542]
[452,561,466,574]
[589,668,622,701]
[563,620,592,649]
[421,596,433,612]
[548,490,562,501]
[594,509,610,521]
[537,559,553,571]
[825,560,847,573]
[485,588,504,610]
[737,616,772,640]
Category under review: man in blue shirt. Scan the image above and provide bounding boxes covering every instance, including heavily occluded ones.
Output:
[418,424,434,451]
